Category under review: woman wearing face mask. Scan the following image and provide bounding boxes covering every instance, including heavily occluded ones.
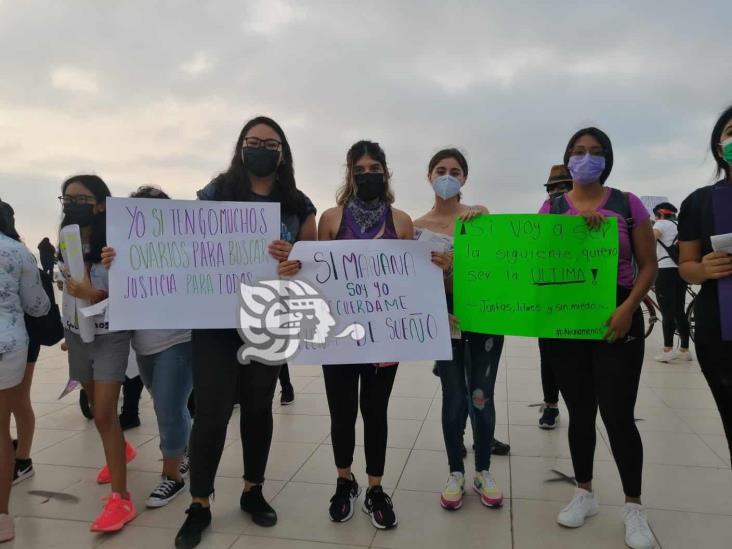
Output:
[58,175,136,533]
[0,200,50,542]
[175,116,316,549]
[279,141,445,529]
[413,149,505,512]
[539,128,657,549]
[678,105,732,466]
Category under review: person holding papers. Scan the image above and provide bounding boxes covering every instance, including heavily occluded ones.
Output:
[678,105,732,466]
[413,148,506,512]
[175,117,316,549]
[57,175,136,533]
[539,128,657,549]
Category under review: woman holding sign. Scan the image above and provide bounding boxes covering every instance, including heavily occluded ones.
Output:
[174,116,316,549]
[539,128,657,549]
[57,175,136,533]
[279,141,439,529]
[414,148,507,512]
[678,105,732,466]
[101,186,193,509]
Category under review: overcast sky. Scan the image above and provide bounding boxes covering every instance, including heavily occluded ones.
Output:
[1,0,730,252]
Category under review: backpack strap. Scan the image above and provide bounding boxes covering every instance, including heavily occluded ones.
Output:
[549,193,570,214]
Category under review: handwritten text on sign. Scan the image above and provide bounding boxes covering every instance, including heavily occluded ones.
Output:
[107,197,280,329]
[288,240,452,365]
[454,214,619,340]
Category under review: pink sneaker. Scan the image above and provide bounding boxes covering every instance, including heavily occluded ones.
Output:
[97,440,137,484]
[90,492,136,532]
[0,513,14,542]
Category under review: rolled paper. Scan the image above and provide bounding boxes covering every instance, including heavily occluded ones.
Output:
[59,224,95,343]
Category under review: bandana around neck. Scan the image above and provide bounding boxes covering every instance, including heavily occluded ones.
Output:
[344,196,388,239]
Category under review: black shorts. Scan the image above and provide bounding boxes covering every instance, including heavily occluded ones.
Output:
[27,338,41,363]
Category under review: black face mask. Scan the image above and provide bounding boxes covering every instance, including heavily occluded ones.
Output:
[63,203,96,227]
[354,172,385,201]
[242,147,280,178]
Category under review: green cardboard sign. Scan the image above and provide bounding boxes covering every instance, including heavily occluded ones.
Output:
[453,214,619,340]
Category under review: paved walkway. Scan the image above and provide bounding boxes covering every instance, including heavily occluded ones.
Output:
[8,332,732,548]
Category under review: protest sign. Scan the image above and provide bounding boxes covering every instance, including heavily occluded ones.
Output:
[107,197,280,329]
[59,224,94,342]
[454,214,619,340]
[286,240,452,364]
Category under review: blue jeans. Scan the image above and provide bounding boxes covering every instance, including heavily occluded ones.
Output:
[137,341,193,458]
[437,332,504,473]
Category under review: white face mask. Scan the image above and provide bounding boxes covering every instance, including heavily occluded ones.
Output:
[431,175,462,199]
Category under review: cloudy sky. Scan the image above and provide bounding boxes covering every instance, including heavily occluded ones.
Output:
[1,0,730,252]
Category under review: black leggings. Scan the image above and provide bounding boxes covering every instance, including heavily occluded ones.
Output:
[121,375,144,416]
[279,363,291,386]
[655,268,690,348]
[538,339,559,404]
[696,340,732,465]
[189,329,280,496]
[322,363,398,478]
[542,301,645,497]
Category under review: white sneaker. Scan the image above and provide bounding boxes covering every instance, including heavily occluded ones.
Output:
[623,503,655,549]
[440,472,465,510]
[677,350,693,362]
[654,349,678,363]
[557,488,599,528]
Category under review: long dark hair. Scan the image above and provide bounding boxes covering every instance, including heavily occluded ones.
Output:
[210,116,305,213]
[337,140,395,206]
[0,200,19,241]
[711,104,732,180]
[59,175,111,262]
[563,127,614,184]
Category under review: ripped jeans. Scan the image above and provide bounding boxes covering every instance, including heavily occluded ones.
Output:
[437,332,504,473]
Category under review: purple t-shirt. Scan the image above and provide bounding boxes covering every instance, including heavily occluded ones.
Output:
[539,189,649,289]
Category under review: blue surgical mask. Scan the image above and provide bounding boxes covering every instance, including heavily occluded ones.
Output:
[431,175,462,199]
[567,154,606,185]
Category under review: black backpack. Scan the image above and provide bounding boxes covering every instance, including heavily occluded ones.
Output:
[24,269,64,347]
[656,220,679,265]
[550,188,637,278]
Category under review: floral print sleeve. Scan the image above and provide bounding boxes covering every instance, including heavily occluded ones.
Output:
[20,247,50,317]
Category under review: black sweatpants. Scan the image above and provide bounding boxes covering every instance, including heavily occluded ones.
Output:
[322,363,398,477]
[279,363,291,386]
[121,375,144,416]
[696,340,732,465]
[655,268,690,348]
[538,339,559,404]
[542,298,645,497]
[189,329,280,497]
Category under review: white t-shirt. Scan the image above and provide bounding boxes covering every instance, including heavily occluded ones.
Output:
[131,329,191,357]
[654,219,678,269]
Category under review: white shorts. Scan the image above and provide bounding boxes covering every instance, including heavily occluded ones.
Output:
[0,347,29,390]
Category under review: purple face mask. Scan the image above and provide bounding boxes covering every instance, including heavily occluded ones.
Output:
[567,154,606,185]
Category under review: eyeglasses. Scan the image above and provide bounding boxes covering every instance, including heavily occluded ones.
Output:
[243,137,282,151]
[569,146,605,157]
[59,195,96,205]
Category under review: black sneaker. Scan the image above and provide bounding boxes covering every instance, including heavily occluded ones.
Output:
[280,383,295,405]
[146,475,186,508]
[175,503,211,549]
[362,485,397,529]
[539,406,560,430]
[12,458,34,485]
[240,485,277,527]
[179,451,191,479]
[79,389,93,419]
[119,412,141,431]
[492,439,510,456]
[329,475,360,522]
